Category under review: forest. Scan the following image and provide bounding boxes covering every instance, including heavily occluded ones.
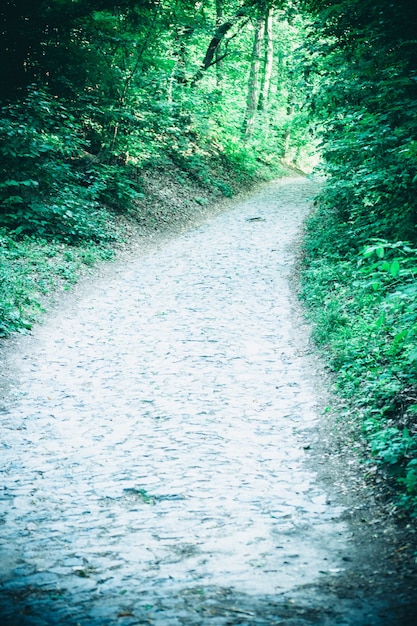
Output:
[1,0,417,513]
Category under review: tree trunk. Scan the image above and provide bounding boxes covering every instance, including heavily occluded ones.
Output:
[283,104,294,158]
[242,17,265,139]
[215,0,224,87]
[258,7,274,112]
[192,3,251,84]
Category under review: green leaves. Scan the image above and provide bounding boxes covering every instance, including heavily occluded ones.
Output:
[0,230,114,336]
[370,427,413,465]
[301,213,417,511]
[303,0,417,243]
[299,0,417,512]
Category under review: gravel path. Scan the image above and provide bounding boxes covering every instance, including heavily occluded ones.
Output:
[0,178,413,625]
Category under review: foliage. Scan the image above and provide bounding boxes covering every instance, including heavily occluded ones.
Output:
[0,230,113,336]
[0,1,314,245]
[301,0,417,244]
[297,0,417,513]
[300,204,417,512]
[0,86,118,241]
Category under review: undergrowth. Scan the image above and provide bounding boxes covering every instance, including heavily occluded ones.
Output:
[300,204,417,514]
[0,231,114,337]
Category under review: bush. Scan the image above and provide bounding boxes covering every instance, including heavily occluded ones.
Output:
[0,230,113,336]
[300,206,417,513]
[0,86,119,242]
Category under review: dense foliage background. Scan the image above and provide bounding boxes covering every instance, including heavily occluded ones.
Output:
[299,0,417,512]
[0,0,313,243]
[1,0,417,512]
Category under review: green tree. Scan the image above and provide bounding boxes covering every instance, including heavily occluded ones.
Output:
[242,15,265,138]
[299,0,417,512]
[0,0,314,240]
[301,0,417,243]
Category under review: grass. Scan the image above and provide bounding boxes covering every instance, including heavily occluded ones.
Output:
[0,230,114,337]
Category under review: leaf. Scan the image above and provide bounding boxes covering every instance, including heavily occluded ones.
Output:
[2,196,24,205]
[393,328,408,343]
[390,258,400,277]
[407,349,417,363]
[374,313,385,330]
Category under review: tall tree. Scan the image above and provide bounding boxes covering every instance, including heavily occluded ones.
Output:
[300,0,417,241]
[193,2,253,84]
[242,16,265,137]
[215,0,224,86]
[258,6,274,112]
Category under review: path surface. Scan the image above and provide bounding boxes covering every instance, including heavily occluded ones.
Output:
[0,178,411,625]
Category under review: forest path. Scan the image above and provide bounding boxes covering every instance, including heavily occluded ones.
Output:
[0,177,410,625]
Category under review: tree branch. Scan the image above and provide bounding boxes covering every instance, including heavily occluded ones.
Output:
[192,2,255,85]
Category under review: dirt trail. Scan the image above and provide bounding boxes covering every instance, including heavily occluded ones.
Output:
[0,177,416,625]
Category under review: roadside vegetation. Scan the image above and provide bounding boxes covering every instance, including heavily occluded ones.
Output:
[1,0,417,514]
[299,0,417,513]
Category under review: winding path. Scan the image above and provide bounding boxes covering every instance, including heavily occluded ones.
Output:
[0,178,409,624]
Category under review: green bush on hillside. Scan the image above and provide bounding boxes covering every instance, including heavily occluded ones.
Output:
[300,207,417,512]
